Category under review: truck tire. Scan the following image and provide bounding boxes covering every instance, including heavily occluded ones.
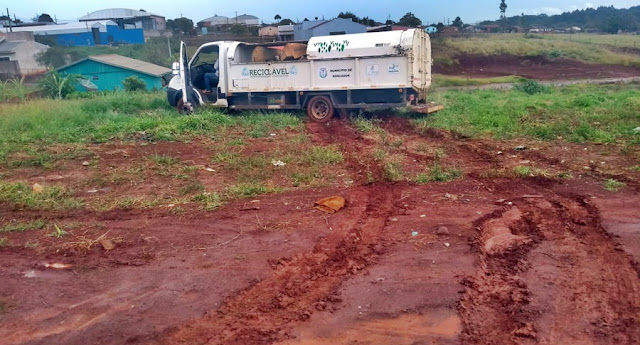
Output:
[307,96,334,123]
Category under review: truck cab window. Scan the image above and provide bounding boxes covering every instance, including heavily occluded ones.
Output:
[191,45,219,91]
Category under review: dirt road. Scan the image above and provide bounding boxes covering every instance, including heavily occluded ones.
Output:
[1,117,639,345]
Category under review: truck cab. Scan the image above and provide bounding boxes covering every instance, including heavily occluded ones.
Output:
[167,41,229,112]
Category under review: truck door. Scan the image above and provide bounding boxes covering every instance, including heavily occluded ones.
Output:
[179,41,196,112]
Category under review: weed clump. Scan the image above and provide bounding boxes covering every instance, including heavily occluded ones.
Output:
[513,79,547,95]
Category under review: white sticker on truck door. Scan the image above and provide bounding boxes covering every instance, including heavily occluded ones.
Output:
[367,64,379,76]
[388,64,400,73]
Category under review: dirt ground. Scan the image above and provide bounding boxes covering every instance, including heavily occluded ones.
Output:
[1,116,639,345]
[434,54,640,80]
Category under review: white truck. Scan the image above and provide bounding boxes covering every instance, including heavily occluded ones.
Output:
[167,29,433,122]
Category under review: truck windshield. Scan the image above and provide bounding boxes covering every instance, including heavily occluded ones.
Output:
[192,45,219,67]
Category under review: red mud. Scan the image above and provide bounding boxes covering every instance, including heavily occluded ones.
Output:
[434,54,640,80]
[1,116,639,345]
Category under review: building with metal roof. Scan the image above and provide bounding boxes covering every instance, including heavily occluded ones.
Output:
[198,14,259,28]
[0,21,144,46]
[79,8,166,31]
[56,54,171,91]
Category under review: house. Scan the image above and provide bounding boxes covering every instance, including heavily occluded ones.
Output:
[0,32,49,78]
[440,27,460,36]
[0,21,144,46]
[79,8,166,38]
[56,54,170,91]
[259,26,278,37]
[198,14,260,30]
[277,24,295,41]
[279,18,367,42]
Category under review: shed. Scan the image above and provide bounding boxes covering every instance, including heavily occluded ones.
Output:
[57,54,170,91]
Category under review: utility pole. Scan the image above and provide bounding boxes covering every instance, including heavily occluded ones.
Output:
[235,11,238,24]
[6,8,13,32]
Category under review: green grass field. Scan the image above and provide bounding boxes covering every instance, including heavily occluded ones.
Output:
[433,33,640,67]
[419,82,640,144]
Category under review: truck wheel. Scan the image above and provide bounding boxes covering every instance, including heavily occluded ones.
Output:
[307,96,334,123]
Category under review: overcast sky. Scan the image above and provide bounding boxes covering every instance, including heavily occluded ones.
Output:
[2,0,638,24]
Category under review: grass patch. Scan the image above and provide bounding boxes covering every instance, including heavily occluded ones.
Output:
[0,220,47,233]
[0,93,301,166]
[513,166,550,178]
[352,117,378,133]
[416,83,640,144]
[180,181,205,196]
[149,154,180,166]
[227,183,281,198]
[0,182,82,210]
[383,160,404,182]
[0,237,9,247]
[304,146,344,165]
[604,179,626,192]
[193,192,223,211]
[433,74,523,88]
[416,162,463,183]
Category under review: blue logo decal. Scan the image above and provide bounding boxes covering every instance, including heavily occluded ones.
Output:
[319,67,328,79]
[242,67,249,77]
[289,66,297,75]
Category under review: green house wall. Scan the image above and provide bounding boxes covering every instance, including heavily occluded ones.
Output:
[58,60,165,91]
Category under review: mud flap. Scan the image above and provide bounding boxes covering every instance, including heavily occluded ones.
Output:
[409,102,444,114]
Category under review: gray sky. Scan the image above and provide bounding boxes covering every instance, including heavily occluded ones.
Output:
[2,0,638,24]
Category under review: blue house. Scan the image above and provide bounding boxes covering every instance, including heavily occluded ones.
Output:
[57,54,171,91]
[292,18,367,41]
[426,26,438,34]
[1,20,144,46]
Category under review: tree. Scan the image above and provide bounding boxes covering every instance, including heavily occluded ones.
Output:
[499,0,508,31]
[398,12,422,27]
[37,13,54,23]
[452,16,463,28]
[279,18,294,25]
[338,11,359,23]
[166,17,194,35]
[499,0,508,20]
[385,19,395,25]
[436,22,445,31]
[230,24,248,35]
[304,18,309,21]
[274,14,281,21]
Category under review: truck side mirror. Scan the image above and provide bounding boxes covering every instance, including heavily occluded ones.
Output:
[172,62,180,75]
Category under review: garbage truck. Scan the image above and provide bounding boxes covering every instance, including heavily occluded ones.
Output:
[167,29,434,122]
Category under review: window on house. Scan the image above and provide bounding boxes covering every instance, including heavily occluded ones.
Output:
[329,31,346,35]
[0,57,10,61]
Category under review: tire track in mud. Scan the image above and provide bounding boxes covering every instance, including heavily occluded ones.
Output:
[165,121,401,345]
[378,117,640,343]
[459,193,640,345]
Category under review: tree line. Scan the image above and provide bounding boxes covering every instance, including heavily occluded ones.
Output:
[483,5,640,33]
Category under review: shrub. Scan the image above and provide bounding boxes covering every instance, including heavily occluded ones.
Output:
[39,72,78,99]
[513,79,547,95]
[122,76,147,92]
